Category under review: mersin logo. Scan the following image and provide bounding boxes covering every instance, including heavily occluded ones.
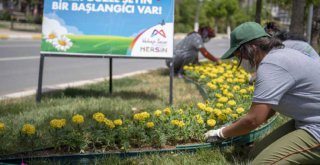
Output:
[151,29,166,38]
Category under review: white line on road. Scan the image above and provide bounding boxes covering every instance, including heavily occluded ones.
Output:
[0,56,39,61]
[0,44,40,48]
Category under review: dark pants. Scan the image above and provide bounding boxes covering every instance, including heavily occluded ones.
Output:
[250,120,320,164]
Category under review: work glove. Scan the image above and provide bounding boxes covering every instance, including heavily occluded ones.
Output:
[204,127,226,143]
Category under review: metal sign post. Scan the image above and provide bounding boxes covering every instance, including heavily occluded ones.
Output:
[169,61,174,105]
[36,54,45,102]
[109,58,113,94]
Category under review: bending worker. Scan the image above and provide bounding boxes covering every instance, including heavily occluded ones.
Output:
[264,21,319,60]
[205,22,320,164]
[166,26,219,77]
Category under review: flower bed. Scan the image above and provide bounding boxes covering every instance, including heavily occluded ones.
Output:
[0,60,276,162]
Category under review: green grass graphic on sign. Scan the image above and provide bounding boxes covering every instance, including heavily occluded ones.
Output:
[41,35,134,55]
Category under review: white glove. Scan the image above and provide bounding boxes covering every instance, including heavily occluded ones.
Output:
[204,127,226,142]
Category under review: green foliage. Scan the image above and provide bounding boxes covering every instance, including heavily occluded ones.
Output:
[174,0,196,33]
[174,0,251,33]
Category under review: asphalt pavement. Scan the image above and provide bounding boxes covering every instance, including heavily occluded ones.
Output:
[0,28,230,100]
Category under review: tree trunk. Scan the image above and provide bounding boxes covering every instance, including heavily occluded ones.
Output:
[289,0,306,35]
[255,0,262,24]
[311,4,320,52]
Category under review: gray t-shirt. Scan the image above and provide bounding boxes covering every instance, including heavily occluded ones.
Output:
[253,48,320,142]
[283,40,320,61]
[173,33,204,63]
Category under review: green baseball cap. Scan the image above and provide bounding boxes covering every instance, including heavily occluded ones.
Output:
[221,22,270,59]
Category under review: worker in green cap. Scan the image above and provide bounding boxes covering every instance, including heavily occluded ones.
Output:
[204,22,320,164]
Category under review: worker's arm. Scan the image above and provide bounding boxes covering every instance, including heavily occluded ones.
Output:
[222,103,275,137]
[199,47,219,62]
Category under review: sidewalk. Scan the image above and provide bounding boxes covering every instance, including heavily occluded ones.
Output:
[0,28,41,40]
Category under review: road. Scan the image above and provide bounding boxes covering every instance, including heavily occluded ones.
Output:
[0,38,229,97]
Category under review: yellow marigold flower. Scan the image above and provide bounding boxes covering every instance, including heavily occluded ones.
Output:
[171,120,185,128]
[146,122,155,128]
[218,114,227,121]
[197,118,204,124]
[197,102,206,110]
[195,114,202,120]
[216,103,224,108]
[248,86,255,92]
[171,119,179,125]
[223,108,233,114]
[177,121,185,128]
[50,119,66,129]
[207,119,216,127]
[231,113,239,119]
[183,65,189,70]
[154,110,162,117]
[210,73,218,78]
[22,124,36,136]
[236,107,245,114]
[0,122,5,131]
[72,114,84,124]
[163,108,171,115]
[207,83,217,90]
[216,78,224,84]
[227,93,234,98]
[113,119,123,126]
[213,108,222,116]
[232,60,238,65]
[134,112,150,121]
[200,75,206,79]
[238,78,246,83]
[133,113,140,121]
[222,109,229,114]
[205,107,214,113]
[104,118,115,129]
[93,112,105,123]
[215,93,222,98]
[233,85,240,91]
[227,100,237,106]
[226,78,233,83]
[195,115,204,124]
[218,97,228,103]
[240,89,247,94]
[223,90,229,96]
[141,112,150,119]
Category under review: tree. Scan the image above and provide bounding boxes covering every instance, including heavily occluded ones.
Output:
[174,0,196,33]
[290,0,306,35]
[205,0,239,32]
[311,4,320,51]
[255,0,262,23]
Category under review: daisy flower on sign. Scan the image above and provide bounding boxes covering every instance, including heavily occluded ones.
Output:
[52,35,73,51]
[45,31,58,43]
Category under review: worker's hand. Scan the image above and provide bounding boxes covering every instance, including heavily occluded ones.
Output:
[204,127,225,143]
[216,59,222,65]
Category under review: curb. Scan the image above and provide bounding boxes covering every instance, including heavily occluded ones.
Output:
[0,34,41,40]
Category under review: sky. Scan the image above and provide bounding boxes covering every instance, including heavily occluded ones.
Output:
[43,0,174,37]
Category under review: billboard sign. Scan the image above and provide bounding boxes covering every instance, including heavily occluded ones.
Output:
[41,0,174,58]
